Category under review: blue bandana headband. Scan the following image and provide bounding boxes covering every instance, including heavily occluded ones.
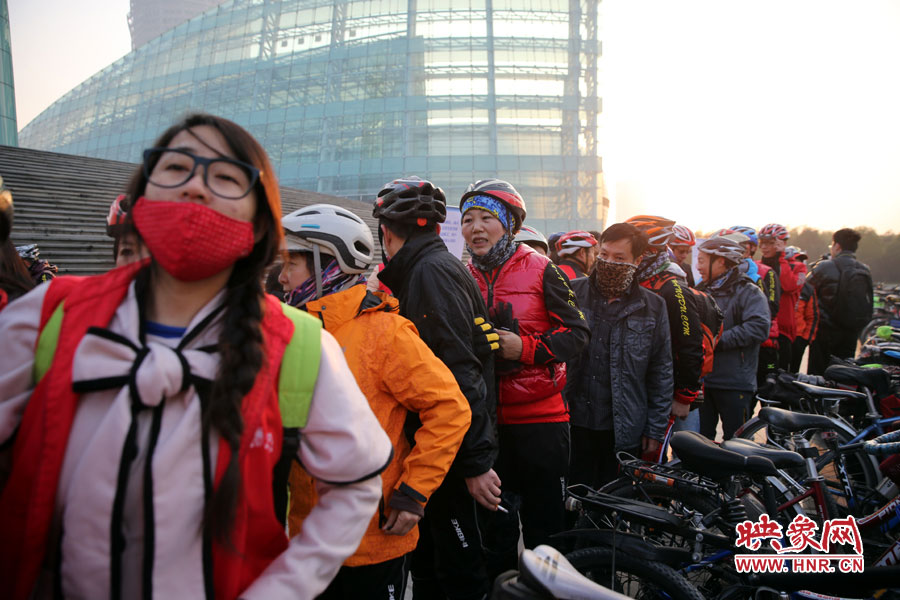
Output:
[461,195,513,231]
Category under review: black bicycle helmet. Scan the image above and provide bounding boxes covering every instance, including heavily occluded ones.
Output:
[373,176,447,225]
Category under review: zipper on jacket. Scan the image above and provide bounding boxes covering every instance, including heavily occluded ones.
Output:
[482,267,502,310]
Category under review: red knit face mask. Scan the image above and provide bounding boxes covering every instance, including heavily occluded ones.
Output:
[132,197,255,281]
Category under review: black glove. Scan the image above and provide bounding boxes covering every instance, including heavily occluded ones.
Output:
[473,316,500,355]
[488,301,522,375]
[489,301,520,334]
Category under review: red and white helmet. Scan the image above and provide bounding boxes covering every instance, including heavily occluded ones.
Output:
[460,179,526,233]
[556,230,597,256]
[669,224,696,247]
[759,223,790,241]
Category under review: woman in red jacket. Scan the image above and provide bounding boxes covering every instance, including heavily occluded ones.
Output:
[459,179,589,582]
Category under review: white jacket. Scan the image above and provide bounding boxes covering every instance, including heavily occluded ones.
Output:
[0,282,392,599]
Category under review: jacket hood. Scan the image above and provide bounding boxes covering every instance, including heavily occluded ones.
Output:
[304,284,398,332]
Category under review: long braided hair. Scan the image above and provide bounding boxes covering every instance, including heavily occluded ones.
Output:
[122,113,283,543]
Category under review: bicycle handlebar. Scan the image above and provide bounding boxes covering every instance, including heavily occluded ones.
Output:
[863,428,900,456]
[838,441,866,452]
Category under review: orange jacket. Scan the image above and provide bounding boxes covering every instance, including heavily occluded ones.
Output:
[288,284,470,566]
[795,282,819,342]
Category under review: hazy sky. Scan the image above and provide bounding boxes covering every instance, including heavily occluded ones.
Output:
[9,0,900,234]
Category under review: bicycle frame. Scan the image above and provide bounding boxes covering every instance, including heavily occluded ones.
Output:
[736,412,885,515]
[856,493,900,567]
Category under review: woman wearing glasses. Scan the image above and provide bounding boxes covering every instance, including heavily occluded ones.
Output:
[0,114,392,600]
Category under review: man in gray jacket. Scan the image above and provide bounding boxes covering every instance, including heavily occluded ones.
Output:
[696,236,772,441]
[566,223,674,488]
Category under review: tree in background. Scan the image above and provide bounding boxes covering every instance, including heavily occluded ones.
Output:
[695,227,899,284]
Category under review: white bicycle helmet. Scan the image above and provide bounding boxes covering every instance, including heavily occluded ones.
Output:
[515,225,549,252]
[282,204,375,274]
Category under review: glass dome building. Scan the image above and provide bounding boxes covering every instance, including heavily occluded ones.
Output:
[20,0,605,233]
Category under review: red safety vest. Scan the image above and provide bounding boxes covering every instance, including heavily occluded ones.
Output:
[469,245,567,424]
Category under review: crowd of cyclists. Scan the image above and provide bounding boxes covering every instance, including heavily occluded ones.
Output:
[0,113,889,600]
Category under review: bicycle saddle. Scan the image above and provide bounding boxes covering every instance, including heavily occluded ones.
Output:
[516,545,632,600]
[721,438,806,469]
[757,406,835,433]
[566,485,687,529]
[670,431,777,479]
[824,364,892,397]
[790,379,867,400]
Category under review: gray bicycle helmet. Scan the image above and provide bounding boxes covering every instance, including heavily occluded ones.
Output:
[515,225,549,252]
[697,235,745,264]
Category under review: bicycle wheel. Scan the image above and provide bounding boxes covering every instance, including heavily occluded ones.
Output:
[565,546,706,600]
[859,318,888,345]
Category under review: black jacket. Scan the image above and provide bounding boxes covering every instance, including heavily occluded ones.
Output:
[808,251,872,330]
[640,270,704,395]
[379,232,498,477]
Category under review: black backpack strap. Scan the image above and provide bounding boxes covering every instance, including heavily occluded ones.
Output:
[272,428,302,528]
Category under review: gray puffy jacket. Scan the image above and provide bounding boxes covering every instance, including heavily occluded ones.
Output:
[700,268,771,392]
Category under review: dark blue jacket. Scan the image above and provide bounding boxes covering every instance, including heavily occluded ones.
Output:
[699,268,771,392]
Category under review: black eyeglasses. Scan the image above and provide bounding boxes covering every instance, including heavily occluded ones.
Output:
[143,148,260,200]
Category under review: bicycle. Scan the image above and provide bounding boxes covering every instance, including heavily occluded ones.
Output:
[736,369,900,516]
[558,429,900,600]
[859,287,900,344]
[560,431,796,597]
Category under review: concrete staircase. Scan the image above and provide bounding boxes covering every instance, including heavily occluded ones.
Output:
[0,144,378,276]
